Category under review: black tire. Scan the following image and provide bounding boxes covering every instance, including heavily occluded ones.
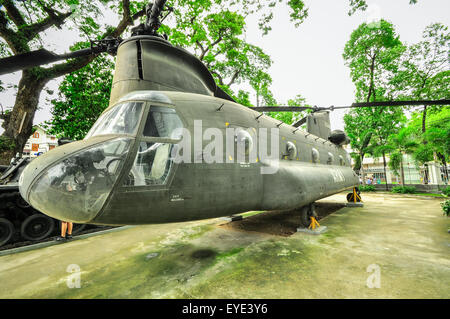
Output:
[71,224,86,235]
[300,204,318,228]
[21,214,55,241]
[346,193,353,202]
[347,192,361,202]
[0,218,14,247]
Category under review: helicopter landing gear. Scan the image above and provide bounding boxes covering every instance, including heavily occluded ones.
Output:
[297,203,328,234]
[346,187,364,207]
[299,204,318,228]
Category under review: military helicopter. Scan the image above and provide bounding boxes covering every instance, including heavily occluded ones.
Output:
[1,0,448,228]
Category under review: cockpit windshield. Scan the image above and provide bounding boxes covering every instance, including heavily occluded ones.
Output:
[85,102,144,139]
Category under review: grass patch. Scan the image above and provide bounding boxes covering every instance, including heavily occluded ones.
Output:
[240,211,265,218]
[359,185,375,192]
[391,185,416,194]
[216,247,244,261]
[413,193,446,197]
[184,224,214,240]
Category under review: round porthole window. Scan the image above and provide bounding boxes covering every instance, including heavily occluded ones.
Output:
[235,128,254,157]
[327,152,334,165]
[286,142,297,160]
[312,148,319,163]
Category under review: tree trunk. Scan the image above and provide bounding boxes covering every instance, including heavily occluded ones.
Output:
[436,152,448,184]
[400,155,405,186]
[422,105,427,134]
[423,164,429,184]
[382,151,388,191]
[0,70,49,165]
[353,132,372,172]
[360,154,366,184]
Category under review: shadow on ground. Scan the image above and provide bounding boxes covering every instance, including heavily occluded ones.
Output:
[219,202,346,236]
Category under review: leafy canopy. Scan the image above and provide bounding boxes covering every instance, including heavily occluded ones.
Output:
[43,53,114,140]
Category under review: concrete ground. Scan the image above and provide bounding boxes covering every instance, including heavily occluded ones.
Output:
[0,192,448,299]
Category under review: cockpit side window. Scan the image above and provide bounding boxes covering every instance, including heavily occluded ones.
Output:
[124,142,173,186]
[85,102,143,139]
[143,106,183,139]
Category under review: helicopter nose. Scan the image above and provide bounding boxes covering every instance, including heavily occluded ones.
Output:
[19,137,131,223]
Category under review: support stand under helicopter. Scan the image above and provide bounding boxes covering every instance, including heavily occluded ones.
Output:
[346,187,364,207]
[296,203,328,235]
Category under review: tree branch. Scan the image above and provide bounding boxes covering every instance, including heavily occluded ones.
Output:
[41,0,145,80]
[23,11,73,40]
[210,70,224,86]
[109,0,146,38]
[2,0,26,27]
[227,70,240,87]
[0,10,29,54]
[195,40,206,59]
[200,35,223,60]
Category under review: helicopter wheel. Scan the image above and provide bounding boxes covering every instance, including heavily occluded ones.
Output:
[20,214,55,241]
[0,218,15,247]
[300,204,318,228]
[347,193,361,202]
[71,223,87,235]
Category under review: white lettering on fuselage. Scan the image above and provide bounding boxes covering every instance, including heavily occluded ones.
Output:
[329,168,345,183]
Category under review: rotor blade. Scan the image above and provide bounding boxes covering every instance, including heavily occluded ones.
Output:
[292,116,307,128]
[0,48,94,75]
[147,0,168,29]
[333,99,450,109]
[248,106,315,112]
[0,49,62,75]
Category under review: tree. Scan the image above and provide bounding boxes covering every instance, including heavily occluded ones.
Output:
[401,107,450,182]
[43,52,114,140]
[0,0,147,164]
[395,23,450,134]
[387,126,419,185]
[160,4,276,102]
[367,107,406,186]
[343,20,405,173]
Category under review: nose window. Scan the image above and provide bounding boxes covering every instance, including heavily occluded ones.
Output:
[28,138,131,222]
[143,106,183,139]
[124,142,173,186]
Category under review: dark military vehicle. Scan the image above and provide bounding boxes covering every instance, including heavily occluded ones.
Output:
[0,139,88,247]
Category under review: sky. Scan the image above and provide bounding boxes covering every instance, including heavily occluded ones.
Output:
[0,0,449,134]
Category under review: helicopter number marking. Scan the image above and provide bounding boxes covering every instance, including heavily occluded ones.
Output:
[329,168,345,183]
[170,194,184,202]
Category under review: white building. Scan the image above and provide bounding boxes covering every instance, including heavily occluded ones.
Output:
[22,126,58,158]
[358,154,448,185]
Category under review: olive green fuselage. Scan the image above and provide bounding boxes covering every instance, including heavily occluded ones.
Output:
[93,92,358,225]
[20,34,358,225]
